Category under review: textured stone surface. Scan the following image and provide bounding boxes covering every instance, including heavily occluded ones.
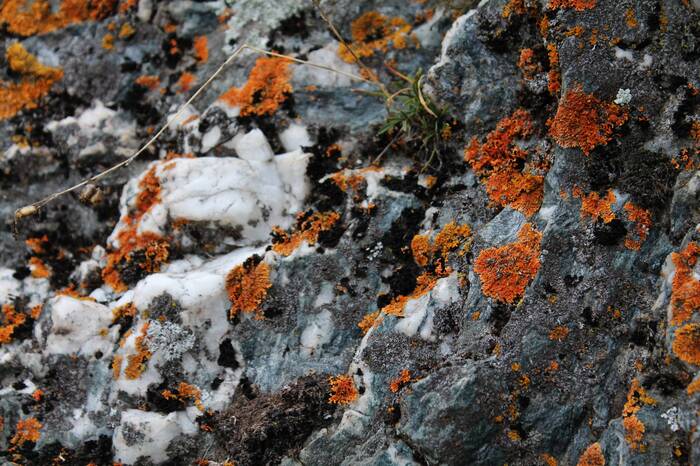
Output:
[1,0,700,465]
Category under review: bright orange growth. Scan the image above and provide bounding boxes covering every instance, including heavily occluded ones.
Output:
[338,11,413,63]
[219,56,292,116]
[382,272,440,317]
[549,85,628,155]
[102,165,168,292]
[328,374,358,404]
[474,223,543,303]
[411,222,472,267]
[548,326,570,341]
[135,75,160,90]
[517,48,539,79]
[25,235,48,253]
[112,354,123,379]
[672,323,700,365]
[0,0,116,37]
[547,44,560,95]
[177,72,196,93]
[357,311,380,335]
[0,43,64,120]
[194,35,208,63]
[576,443,605,466]
[225,260,271,318]
[623,202,651,250]
[0,304,27,344]
[502,0,526,18]
[31,389,43,401]
[465,109,545,216]
[118,22,135,39]
[623,415,645,450]
[687,377,700,395]
[541,453,558,466]
[669,242,700,325]
[29,257,51,278]
[625,8,638,28]
[124,322,151,379]
[389,369,411,393]
[548,0,596,11]
[162,382,205,411]
[272,211,340,256]
[572,187,616,223]
[102,33,114,50]
[112,302,137,322]
[11,417,42,446]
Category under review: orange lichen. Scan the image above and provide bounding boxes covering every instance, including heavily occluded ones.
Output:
[382,272,441,316]
[124,322,151,379]
[102,33,114,50]
[541,453,558,466]
[474,223,543,303]
[119,0,136,13]
[0,0,116,37]
[0,304,27,345]
[547,44,560,95]
[625,8,638,28]
[32,389,43,401]
[176,72,196,93]
[623,202,651,250]
[548,326,570,341]
[112,354,123,379]
[219,56,292,116]
[389,369,411,393]
[28,257,51,278]
[573,187,616,223]
[328,374,358,404]
[411,234,432,267]
[135,75,160,90]
[112,302,137,322]
[225,260,271,318]
[11,417,42,446]
[118,23,135,39]
[194,35,208,63]
[623,378,656,416]
[623,415,645,450]
[687,377,700,395]
[672,323,700,365]
[548,0,596,11]
[669,242,700,325]
[411,222,472,267]
[25,235,48,254]
[162,382,204,411]
[338,11,414,63]
[517,48,539,79]
[549,85,628,155]
[0,43,64,120]
[502,0,526,18]
[272,211,340,256]
[464,109,545,216]
[357,311,381,335]
[576,443,605,466]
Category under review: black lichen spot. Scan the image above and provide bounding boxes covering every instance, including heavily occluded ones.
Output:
[217,338,239,369]
[593,218,627,246]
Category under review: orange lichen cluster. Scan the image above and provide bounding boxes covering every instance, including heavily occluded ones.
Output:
[572,187,616,223]
[549,85,628,155]
[102,165,169,292]
[0,0,117,37]
[328,374,358,404]
[0,304,27,344]
[357,311,381,335]
[410,222,472,267]
[548,0,596,11]
[176,72,196,93]
[622,379,655,450]
[576,442,605,466]
[474,223,543,304]
[11,417,42,446]
[328,167,380,193]
[225,260,271,318]
[123,322,151,379]
[112,354,123,379]
[28,257,51,278]
[135,75,160,90]
[162,382,205,411]
[219,56,292,116]
[687,377,700,395]
[547,44,560,95]
[338,11,414,63]
[502,0,527,18]
[623,202,651,250]
[32,389,43,401]
[25,235,48,254]
[0,43,64,120]
[625,8,638,28]
[118,22,134,38]
[194,35,208,63]
[272,211,340,256]
[669,242,700,325]
[541,453,558,466]
[548,325,570,341]
[465,109,545,216]
[672,323,700,365]
[381,272,441,316]
[389,369,412,393]
[102,33,114,50]
[517,48,539,79]
[112,302,137,322]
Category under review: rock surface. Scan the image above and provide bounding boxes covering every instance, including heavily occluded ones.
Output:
[1,0,700,465]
